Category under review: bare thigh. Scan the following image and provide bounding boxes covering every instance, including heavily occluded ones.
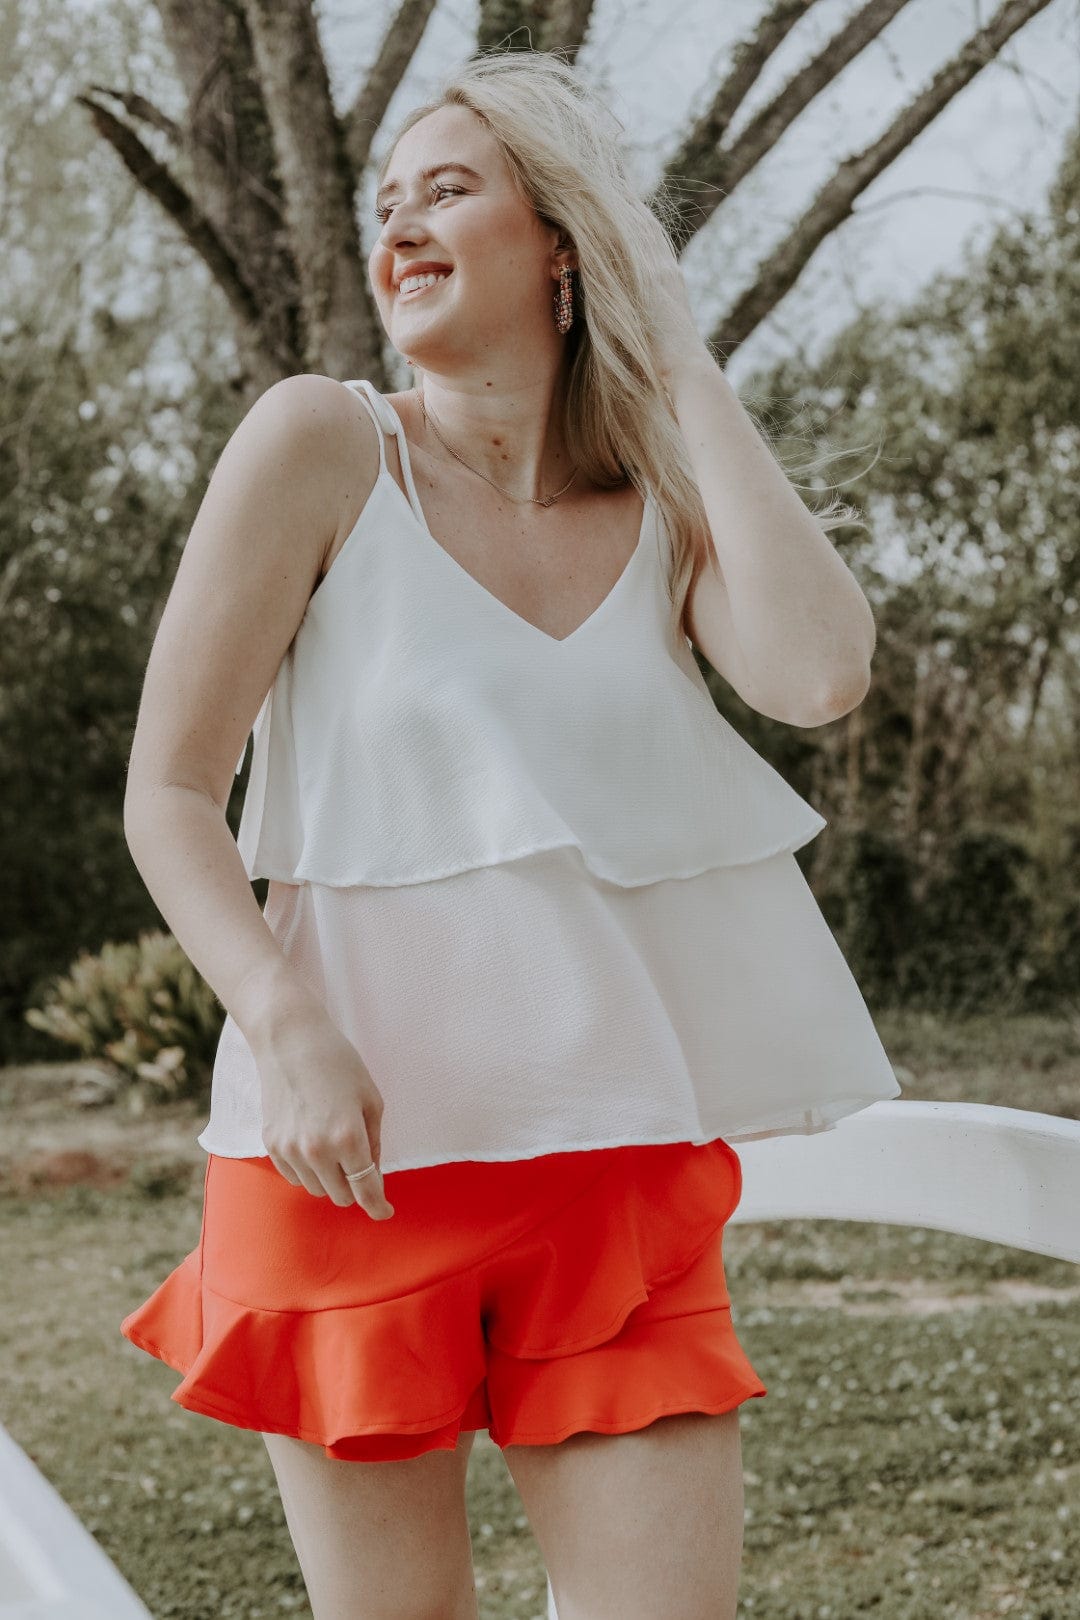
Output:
[262,1428,479,1620]
[503,1408,745,1620]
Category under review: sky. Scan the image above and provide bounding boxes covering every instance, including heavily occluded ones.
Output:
[322,0,1080,384]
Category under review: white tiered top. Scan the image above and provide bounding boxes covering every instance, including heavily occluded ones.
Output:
[197,380,900,1170]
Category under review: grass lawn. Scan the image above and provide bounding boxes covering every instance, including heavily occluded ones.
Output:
[1,1008,1078,1619]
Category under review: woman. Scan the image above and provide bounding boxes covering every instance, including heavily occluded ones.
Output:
[120,50,900,1620]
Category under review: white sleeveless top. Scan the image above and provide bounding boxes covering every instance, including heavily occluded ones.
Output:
[197,379,901,1171]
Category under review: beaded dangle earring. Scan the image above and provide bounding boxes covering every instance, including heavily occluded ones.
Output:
[554,264,574,334]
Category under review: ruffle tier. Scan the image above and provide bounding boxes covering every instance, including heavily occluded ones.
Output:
[120,1139,767,1462]
[231,424,828,892]
[198,842,902,1167]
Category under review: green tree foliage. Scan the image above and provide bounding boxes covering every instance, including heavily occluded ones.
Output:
[0,321,250,1062]
[730,119,1080,1009]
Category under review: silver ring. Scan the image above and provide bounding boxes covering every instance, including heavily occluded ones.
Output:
[344,1164,378,1182]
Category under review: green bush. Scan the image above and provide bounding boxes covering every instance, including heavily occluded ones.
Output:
[23,930,222,1112]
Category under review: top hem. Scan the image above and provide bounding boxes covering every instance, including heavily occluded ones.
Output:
[196,1093,896,1171]
[241,818,828,890]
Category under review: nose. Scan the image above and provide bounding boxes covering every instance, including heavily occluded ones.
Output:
[378,202,430,257]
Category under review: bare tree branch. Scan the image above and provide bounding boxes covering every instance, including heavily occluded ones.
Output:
[240,0,384,380]
[474,0,597,63]
[658,0,910,242]
[85,79,286,217]
[652,0,824,237]
[83,84,183,143]
[707,0,1058,360]
[72,91,288,365]
[540,0,598,56]
[150,0,310,392]
[476,0,540,54]
[344,0,440,175]
[1023,630,1059,744]
[710,0,913,210]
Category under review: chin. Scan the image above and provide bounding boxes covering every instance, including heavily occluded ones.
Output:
[393,333,469,373]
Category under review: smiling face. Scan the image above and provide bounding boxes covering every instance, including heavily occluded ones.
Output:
[368,103,571,377]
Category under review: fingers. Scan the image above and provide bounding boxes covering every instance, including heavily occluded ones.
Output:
[333,1160,395,1220]
[264,1125,395,1220]
[337,1116,395,1219]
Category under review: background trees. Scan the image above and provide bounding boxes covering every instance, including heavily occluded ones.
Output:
[2,0,1076,1058]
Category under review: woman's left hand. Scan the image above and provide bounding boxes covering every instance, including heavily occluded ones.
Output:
[641,215,713,386]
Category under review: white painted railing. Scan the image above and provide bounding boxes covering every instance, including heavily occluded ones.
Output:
[0,1419,152,1618]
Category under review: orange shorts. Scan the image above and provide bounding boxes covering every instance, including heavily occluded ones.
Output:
[120,1136,766,1463]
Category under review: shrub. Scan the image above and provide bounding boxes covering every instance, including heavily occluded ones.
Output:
[23,930,221,1111]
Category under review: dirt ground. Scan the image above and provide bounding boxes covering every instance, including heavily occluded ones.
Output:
[0,1060,206,1194]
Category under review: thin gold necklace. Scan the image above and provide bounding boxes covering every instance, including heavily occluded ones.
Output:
[418,384,578,509]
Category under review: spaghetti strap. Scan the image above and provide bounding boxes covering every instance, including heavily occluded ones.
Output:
[341,379,389,478]
[380,401,426,527]
[342,379,427,528]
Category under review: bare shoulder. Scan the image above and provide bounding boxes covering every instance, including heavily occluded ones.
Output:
[262,372,381,498]
[249,373,388,581]
[249,371,359,445]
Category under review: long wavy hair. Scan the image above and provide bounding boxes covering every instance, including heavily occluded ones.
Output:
[376,49,863,651]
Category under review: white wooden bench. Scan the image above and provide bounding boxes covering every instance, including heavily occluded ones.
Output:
[2,1099,1077,1618]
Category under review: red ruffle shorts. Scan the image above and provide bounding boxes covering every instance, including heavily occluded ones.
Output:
[120,1136,766,1463]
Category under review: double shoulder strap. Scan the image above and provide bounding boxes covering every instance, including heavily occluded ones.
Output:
[342,378,426,524]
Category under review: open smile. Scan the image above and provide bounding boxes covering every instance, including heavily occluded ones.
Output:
[396,271,452,301]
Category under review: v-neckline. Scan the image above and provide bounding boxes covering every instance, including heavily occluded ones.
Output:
[375,392,651,648]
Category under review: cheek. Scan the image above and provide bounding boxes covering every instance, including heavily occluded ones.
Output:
[458,204,542,283]
[368,245,393,301]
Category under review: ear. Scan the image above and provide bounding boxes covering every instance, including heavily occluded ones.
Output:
[551,243,579,279]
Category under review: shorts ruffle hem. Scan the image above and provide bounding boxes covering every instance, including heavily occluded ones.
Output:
[120,1136,766,1462]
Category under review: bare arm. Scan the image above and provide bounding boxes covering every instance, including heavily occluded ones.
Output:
[671,356,876,728]
[122,373,379,1053]
[642,229,876,727]
[123,784,321,1049]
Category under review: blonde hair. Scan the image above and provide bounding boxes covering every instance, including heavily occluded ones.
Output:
[378,49,865,650]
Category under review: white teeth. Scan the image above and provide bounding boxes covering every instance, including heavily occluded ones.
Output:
[399,271,450,295]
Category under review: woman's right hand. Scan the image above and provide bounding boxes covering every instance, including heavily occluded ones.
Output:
[252,1003,396,1220]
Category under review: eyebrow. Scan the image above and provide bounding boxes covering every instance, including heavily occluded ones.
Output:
[375,163,483,210]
